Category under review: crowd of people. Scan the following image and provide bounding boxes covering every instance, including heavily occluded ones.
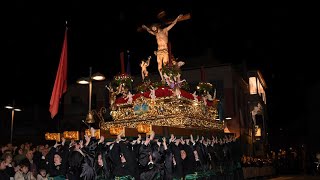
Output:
[0,128,244,180]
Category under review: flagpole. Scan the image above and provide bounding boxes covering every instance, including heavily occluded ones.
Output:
[126,50,131,75]
[120,51,125,74]
[126,50,133,92]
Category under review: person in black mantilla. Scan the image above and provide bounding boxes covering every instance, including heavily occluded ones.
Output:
[46,138,68,179]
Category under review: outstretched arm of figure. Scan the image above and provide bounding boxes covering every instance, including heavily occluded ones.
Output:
[146,58,151,66]
[106,83,113,92]
[142,24,156,35]
[165,14,183,31]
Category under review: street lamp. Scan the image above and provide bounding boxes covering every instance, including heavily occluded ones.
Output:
[5,101,22,144]
[77,67,105,124]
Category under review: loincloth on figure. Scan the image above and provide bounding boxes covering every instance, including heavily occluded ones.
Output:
[154,49,168,56]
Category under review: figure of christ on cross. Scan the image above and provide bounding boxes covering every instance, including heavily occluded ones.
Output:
[142,14,184,81]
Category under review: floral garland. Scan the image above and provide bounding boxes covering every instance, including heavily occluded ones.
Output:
[152,81,166,89]
[135,81,190,93]
[113,73,133,89]
[162,63,190,90]
[196,82,213,95]
[161,64,181,81]
[135,80,166,93]
[180,81,190,91]
[136,80,151,93]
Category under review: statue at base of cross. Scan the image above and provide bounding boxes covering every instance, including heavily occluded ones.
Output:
[140,56,151,81]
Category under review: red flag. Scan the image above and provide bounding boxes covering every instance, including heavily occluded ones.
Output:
[49,28,68,119]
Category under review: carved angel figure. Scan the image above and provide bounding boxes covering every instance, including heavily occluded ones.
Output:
[140,56,151,81]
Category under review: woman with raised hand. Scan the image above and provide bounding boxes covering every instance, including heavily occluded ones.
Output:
[46,138,68,179]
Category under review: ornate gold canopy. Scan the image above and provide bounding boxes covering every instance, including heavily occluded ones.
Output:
[100,87,223,132]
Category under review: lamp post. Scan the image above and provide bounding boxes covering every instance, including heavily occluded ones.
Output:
[77,67,105,124]
[5,100,22,144]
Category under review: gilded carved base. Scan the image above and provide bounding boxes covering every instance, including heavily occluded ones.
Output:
[100,96,223,131]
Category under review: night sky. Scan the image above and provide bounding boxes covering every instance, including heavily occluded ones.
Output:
[0,1,316,149]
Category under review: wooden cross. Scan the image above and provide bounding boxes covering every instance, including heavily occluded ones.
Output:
[139,11,191,63]
[138,11,191,66]
[164,13,191,64]
[137,11,191,32]
[158,11,191,25]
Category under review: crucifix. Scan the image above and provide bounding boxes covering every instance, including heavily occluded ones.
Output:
[140,11,191,81]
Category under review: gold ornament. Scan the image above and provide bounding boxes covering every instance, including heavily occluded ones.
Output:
[63,131,79,140]
[136,124,152,134]
[85,129,101,139]
[109,127,125,136]
[45,133,61,142]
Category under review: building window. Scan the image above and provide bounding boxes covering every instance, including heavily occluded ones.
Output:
[249,77,257,94]
[249,76,266,104]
